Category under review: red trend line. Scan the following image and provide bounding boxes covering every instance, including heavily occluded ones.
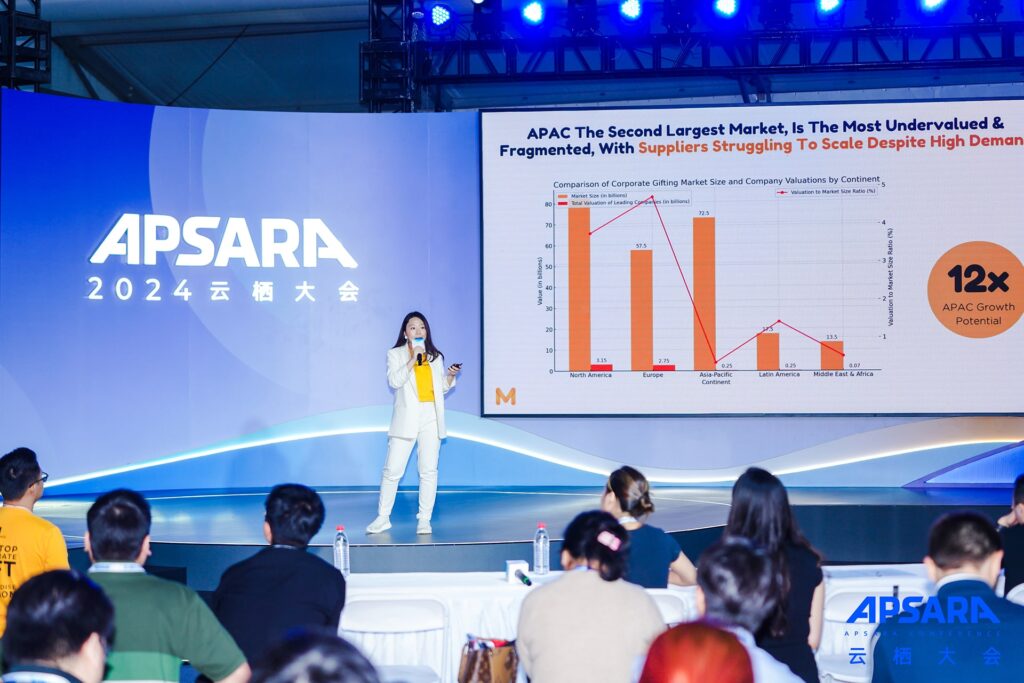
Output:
[777,320,846,357]
[649,198,717,364]
[716,319,782,364]
[587,195,848,364]
[589,195,654,235]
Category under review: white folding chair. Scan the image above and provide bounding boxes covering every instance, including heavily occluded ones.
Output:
[340,598,449,683]
[1006,583,1024,605]
[816,576,934,683]
[646,589,694,626]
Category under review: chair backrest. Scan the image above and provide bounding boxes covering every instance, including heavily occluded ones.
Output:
[646,589,693,626]
[340,598,449,682]
[1005,583,1024,605]
[818,576,934,676]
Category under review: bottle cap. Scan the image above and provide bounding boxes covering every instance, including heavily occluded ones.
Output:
[336,525,345,531]
[537,522,546,529]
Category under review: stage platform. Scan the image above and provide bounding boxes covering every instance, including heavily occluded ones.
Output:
[42,486,1011,591]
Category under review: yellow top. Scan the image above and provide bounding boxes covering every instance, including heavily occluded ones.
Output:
[414,352,435,402]
[0,505,70,635]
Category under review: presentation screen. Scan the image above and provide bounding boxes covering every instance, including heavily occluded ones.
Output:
[482,100,1024,415]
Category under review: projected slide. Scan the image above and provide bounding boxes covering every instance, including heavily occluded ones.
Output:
[482,101,1024,415]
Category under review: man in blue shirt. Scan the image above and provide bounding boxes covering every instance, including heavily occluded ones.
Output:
[871,511,1024,683]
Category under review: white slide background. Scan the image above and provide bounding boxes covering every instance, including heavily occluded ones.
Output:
[482,100,1024,415]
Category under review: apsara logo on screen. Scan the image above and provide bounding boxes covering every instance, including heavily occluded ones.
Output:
[90,213,358,268]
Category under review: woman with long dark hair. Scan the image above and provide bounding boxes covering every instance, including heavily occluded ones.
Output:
[724,467,824,683]
[366,312,460,536]
[600,466,696,587]
[516,511,665,683]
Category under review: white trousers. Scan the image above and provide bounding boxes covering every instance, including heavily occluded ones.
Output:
[377,402,441,520]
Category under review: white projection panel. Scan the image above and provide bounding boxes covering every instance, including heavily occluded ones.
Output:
[482,100,1024,415]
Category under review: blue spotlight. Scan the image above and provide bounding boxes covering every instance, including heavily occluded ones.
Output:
[619,0,643,20]
[522,0,545,24]
[919,0,947,10]
[817,0,843,14]
[430,3,453,26]
[713,0,739,18]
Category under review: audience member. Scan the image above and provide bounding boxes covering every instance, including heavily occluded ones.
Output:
[639,621,753,683]
[996,473,1024,597]
[1,570,113,683]
[600,466,696,588]
[84,489,250,683]
[871,511,1024,683]
[517,510,665,683]
[726,468,823,683]
[211,484,346,662]
[696,537,802,683]
[0,447,70,636]
[251,631,379,683]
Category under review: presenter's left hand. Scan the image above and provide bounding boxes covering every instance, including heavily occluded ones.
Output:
[447,364,462,378]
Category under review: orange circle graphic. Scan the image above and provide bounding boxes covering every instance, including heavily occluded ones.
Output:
[927,241,1024,338]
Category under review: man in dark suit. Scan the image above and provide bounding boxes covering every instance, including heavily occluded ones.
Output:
[996,474,1024,598]
[872,511,1024,683]
[211,484,346,661]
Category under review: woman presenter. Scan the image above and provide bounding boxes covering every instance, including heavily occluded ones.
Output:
[366,311,460,535]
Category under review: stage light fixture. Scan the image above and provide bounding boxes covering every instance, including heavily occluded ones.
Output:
[967,0,1002,21]
[919,0,948,12]
[472,0,504,38]
[568,0,600,35]
[522,0,546,24]
[814,0,844,25]
[713,0,739,19]
[662,0,698,32]
[865,0,898,26]
[430,3,453,27]
[759,0,792,28]
[619,0,643,20]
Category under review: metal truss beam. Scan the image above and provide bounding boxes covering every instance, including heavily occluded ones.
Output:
[0,0,51,89]
[410,23,1024,86]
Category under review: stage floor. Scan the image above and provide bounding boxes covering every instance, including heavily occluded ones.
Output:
[43,486,1011,589]
[42,485,1011,546]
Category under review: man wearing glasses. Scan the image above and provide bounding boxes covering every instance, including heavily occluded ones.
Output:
[0,447,69,636]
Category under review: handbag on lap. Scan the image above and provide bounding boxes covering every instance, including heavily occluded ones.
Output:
[457,636,519,683]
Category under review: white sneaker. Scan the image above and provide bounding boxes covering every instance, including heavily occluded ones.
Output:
[366,516,391,534]
[416,519,432,535]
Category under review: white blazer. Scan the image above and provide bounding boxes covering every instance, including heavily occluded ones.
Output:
[386,345,455,439]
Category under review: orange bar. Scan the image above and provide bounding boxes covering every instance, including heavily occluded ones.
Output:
[757,333,780,371]
[821,341,845,371]
[568,208,591,371]
[631,250,653,371]
[693,217,716,371]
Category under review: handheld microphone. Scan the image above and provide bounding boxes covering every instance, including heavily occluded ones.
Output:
[414,337,425,365]
[515,569,533,587]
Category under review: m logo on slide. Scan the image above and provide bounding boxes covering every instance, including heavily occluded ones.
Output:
[495,387,517,405]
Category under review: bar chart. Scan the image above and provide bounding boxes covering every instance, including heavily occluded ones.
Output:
[551,189,882,375]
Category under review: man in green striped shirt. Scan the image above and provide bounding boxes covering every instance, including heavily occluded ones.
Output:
[85,489,250,683]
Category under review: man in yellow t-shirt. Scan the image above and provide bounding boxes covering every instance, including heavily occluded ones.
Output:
[0,447,70,635]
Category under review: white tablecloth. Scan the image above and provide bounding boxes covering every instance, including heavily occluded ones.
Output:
[341,565,939,683]
[342,571,697,682]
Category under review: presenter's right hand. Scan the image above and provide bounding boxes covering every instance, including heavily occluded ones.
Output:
[411,343,426,360]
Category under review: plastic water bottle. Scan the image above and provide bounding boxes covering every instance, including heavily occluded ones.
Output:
[533,523,550,575]
[334,525,350,578]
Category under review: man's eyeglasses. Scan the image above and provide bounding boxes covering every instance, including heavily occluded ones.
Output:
[36,472,49,485]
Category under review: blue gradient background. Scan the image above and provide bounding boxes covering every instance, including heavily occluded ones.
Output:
[1,91,1019,493]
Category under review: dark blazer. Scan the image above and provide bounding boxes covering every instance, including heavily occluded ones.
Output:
[871,577,1024,683]
[210,546,346,661]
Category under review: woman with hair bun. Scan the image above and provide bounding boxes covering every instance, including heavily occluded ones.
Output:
[516,511,665,683]
[601,466,697,588]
